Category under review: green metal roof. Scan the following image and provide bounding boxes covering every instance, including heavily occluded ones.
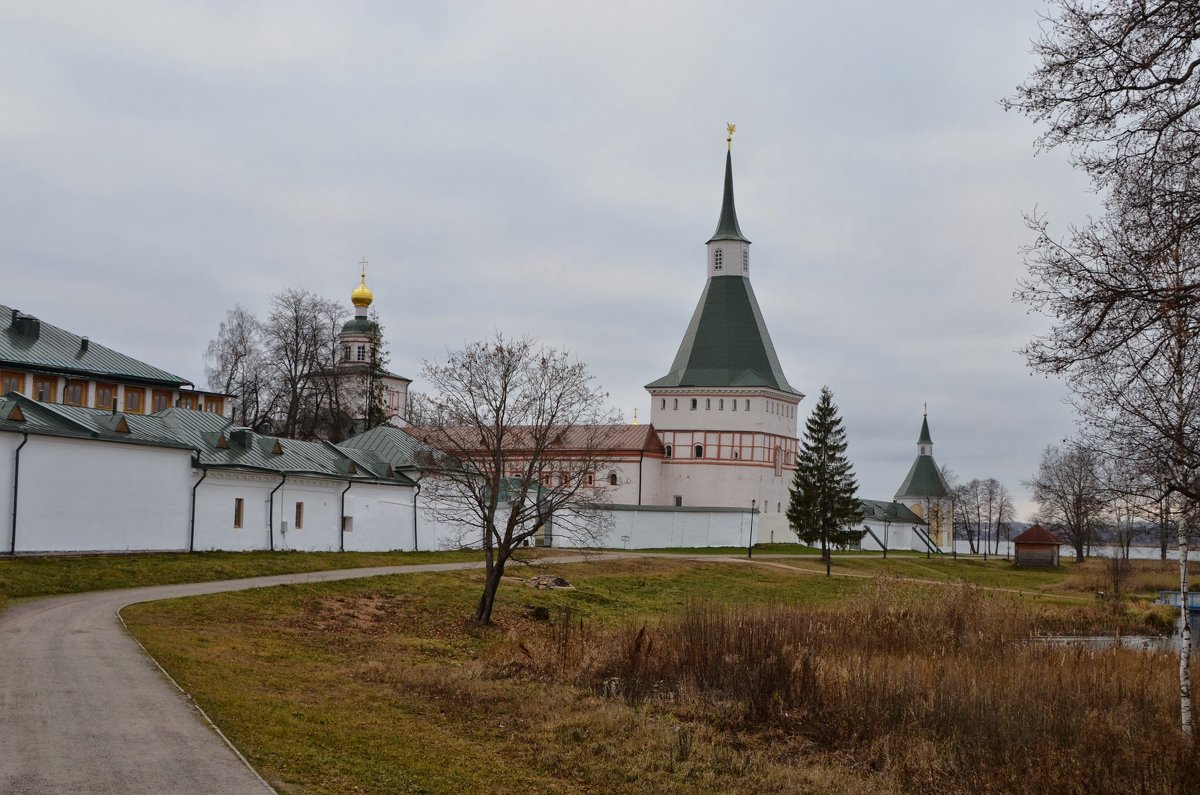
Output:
[859,498,925,525]
[645,275,799,394]
[707,151,750,244]
[0,396,415,485]
[918,415,932,445]
[0,304,192,386]
[340,425,439,470]
[894,454,950,500]
[340,317,378,335]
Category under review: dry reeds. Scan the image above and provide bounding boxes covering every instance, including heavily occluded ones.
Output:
[505,582,1200,793]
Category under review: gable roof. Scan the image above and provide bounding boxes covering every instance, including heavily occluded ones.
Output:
[1013,523,1062,545]
[340,424,438,470]
[1,304,192,386]
[645,276,799,394]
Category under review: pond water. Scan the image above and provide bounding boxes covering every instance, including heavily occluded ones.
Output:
[1035,617,1200,652]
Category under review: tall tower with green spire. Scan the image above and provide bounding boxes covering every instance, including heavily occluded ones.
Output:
[645,128,804,535]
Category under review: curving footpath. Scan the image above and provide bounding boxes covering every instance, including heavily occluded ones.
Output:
[0,559,549,794]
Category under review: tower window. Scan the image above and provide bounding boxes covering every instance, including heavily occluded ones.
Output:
[694,444,704,459]
[665,444,673,459]
[733,449,740,460]
[714,248,723,269]
[743,250,749,272]
[609,472,618,486]
[356,345,367,361]
[342,345,351,361]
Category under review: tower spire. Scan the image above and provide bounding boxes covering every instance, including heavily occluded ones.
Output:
[708,125,750,244]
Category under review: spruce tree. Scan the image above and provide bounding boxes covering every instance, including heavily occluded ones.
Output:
[787,386,862,575]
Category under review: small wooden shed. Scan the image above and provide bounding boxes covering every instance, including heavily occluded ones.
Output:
[1013,523,1062,567]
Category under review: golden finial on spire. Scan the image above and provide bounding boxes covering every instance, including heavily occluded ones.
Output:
[633,407,639,426]
[726,122,736,150]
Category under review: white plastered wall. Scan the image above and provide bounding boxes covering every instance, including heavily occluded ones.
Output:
[8,434,192,553]
[344,482,416,551]
[551,506,754,549]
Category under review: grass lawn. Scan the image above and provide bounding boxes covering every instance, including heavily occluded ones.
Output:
[120,554,1186,794]
[0,549,488,610]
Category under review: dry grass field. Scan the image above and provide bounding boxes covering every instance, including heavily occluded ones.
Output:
[122,555,1200,794]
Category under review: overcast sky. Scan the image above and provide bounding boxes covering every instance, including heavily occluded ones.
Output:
[1,1,1096,518]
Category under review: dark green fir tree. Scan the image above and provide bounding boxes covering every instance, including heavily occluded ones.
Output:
[787,386,862,575]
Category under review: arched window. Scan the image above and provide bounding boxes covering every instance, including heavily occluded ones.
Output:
[694,444,704,459]
[690,398,697,410]
[706,398,711,410]
[732,400,738,412]
[745,399,750,411]
[608,472,618,486]
[660,398,666,409]
[673,398,678,410]
[719,398,724,410]
[665,444,673,459]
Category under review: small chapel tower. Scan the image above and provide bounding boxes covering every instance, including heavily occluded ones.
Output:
[645,128,804,537]
[894,410,953,549]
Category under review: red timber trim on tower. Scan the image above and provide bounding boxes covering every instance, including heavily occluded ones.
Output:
[655,429,796,469]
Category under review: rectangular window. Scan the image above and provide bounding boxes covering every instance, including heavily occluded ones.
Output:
[233,498,244,529]
[706,398,711,410]
[719,398,724,410]
[674,495,683,507]
[1,370,25,395]
[33,375,56,402]
[152,390,172,413]
[177,394,196,410]
[745,399,750,411]
[356,345,367,361]
[206,397,224,414]
[294,502,304,530]
[63,381,87,406]
[124,387,145,414]
[94,383,116,411]
[732,400,737,412]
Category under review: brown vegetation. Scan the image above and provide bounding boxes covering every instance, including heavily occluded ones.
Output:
[499,583,1200,794]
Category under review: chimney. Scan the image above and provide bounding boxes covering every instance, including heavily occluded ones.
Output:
[80,337,89,354]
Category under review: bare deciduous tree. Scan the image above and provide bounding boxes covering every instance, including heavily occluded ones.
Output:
[413,334,620,625]
[1027,442,1108,563]
[205,306,276,429]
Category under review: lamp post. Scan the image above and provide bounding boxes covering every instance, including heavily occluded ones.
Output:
[747,499,756,559]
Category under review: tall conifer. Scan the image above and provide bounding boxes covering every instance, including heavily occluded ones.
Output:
[788,386,862,575]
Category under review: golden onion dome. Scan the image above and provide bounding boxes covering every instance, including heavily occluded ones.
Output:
[351,274,374,308]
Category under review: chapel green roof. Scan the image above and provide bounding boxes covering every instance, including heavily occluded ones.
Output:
[894,454,950,501]
[645,274,799,394]
[341,317,378,335]
[707,151,750,244]
[860,499,926,525]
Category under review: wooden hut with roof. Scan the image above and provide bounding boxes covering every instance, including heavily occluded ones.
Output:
[1013,523,1062,567]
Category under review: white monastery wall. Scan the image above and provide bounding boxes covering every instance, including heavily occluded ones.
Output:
[192,471,276,551]
[552,506,753,549]
[345,483,417,551]
[12,436,192,553]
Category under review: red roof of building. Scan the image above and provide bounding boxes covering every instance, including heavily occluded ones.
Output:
[1012,523,1062,545]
